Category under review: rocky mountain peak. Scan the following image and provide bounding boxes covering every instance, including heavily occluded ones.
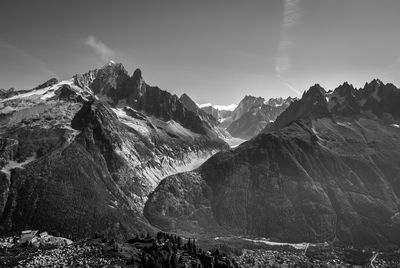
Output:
[334,82,355,94]
[364,78,383,88]
[132,68,142,81]
[179,93,199,113]
[241,95,265,104]
[130,68,146,97]
[328,82,359,115]
[302,84,326,99]
[231,95,265,121]
[264,84,330,132]
[300,84,329,112]
[97,62,128,80]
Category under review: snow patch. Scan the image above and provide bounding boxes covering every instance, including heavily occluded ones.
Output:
[197,103,237,111]
[1,155,36,181]
[224,137,246,148]
[390,124,400,128]
[1,79,84,102]
[336,121,352,127]
[214,236,315,250]
[0,106,17,115]
[112,108,151,137]
[166,120,197,138]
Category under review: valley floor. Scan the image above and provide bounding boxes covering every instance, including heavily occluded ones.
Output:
[1,234,400,267]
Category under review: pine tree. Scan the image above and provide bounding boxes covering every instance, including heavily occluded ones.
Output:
[177,236,183,249]
[192,239,197,254]
[187,238,192,253]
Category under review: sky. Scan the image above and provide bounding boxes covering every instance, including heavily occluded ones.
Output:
[1,0,400,105]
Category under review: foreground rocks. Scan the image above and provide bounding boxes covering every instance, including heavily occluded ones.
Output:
[0,230,72,249]
[2,231,400,267]
[0,232,238,268]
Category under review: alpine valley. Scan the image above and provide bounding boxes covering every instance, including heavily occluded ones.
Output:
[2,62,400,267]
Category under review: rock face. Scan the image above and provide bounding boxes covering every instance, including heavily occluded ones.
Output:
[179,94,232,141]
[200,106,234,128]
[145,80,400,247]
[227,97,294,140]
[0,62,228,239]
[231,96,265,122]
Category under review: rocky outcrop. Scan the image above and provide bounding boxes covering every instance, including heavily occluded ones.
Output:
[231,96,265,122]
[145,81,400,247]
[179,94,232,140]
[200,105,220,120]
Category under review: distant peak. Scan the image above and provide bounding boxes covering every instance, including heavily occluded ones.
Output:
[303,84,326,98]
[370,78,383,86]
[101,60,116,68]
[98,61,127,76]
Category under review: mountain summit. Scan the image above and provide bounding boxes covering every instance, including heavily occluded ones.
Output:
[0,62,229,239]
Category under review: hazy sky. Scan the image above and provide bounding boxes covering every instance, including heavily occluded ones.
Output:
[1,0,400,104]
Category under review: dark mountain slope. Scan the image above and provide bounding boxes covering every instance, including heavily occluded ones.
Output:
[145,81,400,247]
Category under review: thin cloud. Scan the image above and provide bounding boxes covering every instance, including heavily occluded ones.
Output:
[283,0,301,27]
[84,35,114,61]
[277,74,301,95]
[275,0,301,95]
[0,40,57,90]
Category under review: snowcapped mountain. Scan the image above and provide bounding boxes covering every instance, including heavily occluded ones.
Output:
[0,61,229,239]
[227,96,295,139]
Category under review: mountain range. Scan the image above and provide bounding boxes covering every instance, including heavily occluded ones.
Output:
[145,79,400,247]
[1,61,400,251]
[200,96,294,140]
[0,61,229,239]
